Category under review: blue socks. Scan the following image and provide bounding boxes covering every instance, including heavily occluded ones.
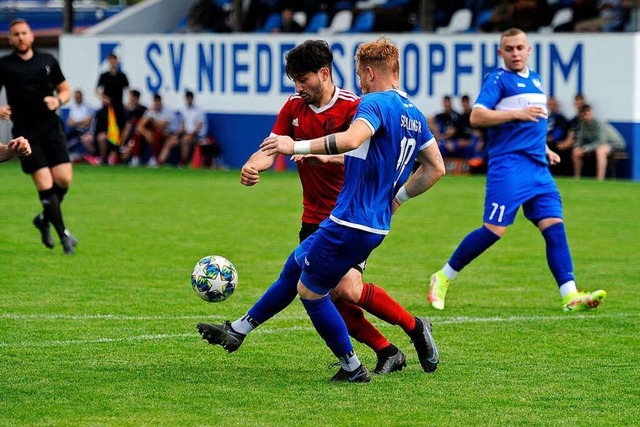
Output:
[247,252,301,325]
[448,226,501,272]
[542,222,575,287]
[301,294,353,358]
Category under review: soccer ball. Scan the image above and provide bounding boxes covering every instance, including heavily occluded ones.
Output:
[191,255,238,302]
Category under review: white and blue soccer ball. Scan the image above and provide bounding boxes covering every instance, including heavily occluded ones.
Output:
[191,255,238,302]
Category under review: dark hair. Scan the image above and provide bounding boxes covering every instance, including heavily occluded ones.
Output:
[185,90,194,98]
[107,53,118,60]
[153,93,162,101]
[130,89,141,98]
[461,95,470,102]
[285,40,333,80]
[580,104,591,114]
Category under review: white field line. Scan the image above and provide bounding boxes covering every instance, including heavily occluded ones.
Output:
[0,312,636,349]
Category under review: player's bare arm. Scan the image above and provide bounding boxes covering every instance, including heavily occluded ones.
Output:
[240,148,277,186]
[470,105,547,127]
[290,153,345,165]
[260,120,372,156]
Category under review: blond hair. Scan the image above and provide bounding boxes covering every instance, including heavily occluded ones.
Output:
[355,36,399,75]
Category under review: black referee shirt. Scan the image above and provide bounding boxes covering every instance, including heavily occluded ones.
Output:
[0,50,65,125]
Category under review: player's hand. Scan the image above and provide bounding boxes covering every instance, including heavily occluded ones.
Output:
[7,136,31,157]
[0,105,11,120]
[546,150,560,165]
[240,163,260,186]
[291,154,324,165]
[44,96,61,111]
[519,106,547,122]
[260,135,295,156]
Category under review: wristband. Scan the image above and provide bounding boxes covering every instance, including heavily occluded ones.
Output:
[394,186,411,205]
[293,140,311,155]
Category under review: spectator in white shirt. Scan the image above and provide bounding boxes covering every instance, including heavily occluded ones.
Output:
[158,90,207,167]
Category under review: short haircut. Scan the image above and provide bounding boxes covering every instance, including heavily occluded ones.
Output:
[355,36,400,75]
[500,27,525,45]
[580,104,591,114]
[9,18,28,29]
[285,40,333,80]
[153,93,162,101]
[185,90,194,98]
[107,53,118,60]
[130,89,141,98]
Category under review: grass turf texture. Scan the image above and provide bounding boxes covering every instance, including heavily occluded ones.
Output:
[1,162,639,426]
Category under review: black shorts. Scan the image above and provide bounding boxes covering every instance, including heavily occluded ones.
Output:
[299,221,366,273]
[14,118,70,174]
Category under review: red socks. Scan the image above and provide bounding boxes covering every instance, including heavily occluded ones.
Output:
[358,282,416,334]
[334,298,390,352]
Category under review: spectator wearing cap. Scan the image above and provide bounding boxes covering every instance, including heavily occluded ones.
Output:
[158,90,208,167]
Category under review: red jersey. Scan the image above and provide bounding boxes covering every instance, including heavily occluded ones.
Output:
[272,87,359,224]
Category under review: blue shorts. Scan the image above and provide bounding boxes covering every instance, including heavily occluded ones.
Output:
[484,154,563,226]
[295,219,384,295]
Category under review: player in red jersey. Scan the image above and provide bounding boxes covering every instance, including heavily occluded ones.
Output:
[199,40,434,376]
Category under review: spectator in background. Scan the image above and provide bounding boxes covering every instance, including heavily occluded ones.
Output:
[553,93,586,174]
[509,0,552,32]
[555,0,599,32]
[574,0,626,31]
[119,89,148,166]
[273,6,304,33]
[186,0,232,32]
[430,95,460,157]
[158,90,207,167]
[572,104,626,180]
[65,89,99,164]
[546,96,572,176]
[135,93,177,167]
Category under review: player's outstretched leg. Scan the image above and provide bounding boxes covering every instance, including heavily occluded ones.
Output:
[409,317,439,373]
[562,290,607,312]
[33,214,55,249]
[197,321,246,353]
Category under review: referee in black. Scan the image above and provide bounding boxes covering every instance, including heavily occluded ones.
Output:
[0,19,77,254]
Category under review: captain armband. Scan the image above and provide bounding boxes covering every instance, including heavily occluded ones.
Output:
[323,135,339,155]
[394,186,411,205]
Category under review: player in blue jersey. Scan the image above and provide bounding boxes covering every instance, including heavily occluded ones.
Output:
[428,28,606,313]
[199,37,446,382]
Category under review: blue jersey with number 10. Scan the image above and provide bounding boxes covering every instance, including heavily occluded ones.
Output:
[329,89,435,235]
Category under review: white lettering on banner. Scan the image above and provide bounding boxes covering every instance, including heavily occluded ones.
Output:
[58,34,635,121]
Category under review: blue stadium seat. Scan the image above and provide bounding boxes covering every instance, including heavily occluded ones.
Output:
[259,12,282,33]
[348,10,375,33]
[304,11,329,33]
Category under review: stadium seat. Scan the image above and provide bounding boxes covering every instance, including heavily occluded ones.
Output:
[259,12,282,33]
[355,0,387,8]
[538,8,573,32]
[319,10,353,34]
[348,10,375,32]
[435,8,472,34]
[293,11,307,28]
[304,11,330,33]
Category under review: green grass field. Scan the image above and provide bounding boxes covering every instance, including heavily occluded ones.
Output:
[1,162,638,427]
